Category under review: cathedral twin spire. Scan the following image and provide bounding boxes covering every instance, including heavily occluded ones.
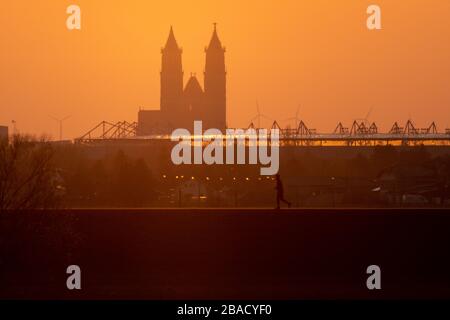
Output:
[160,24,226,130]
[162,24,225,85]
[164,23,225,51]
[138,25,226,135]
[164,24,223,50]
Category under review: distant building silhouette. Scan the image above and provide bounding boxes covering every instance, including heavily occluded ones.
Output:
[138,25,226,135]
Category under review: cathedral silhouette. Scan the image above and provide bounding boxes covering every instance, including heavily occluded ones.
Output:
[137,25,226,135]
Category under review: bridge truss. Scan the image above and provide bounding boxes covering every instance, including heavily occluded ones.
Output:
[76,120,450,146]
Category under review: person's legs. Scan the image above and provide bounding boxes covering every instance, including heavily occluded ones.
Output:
[280,195,292,208]
[277,193,290,208]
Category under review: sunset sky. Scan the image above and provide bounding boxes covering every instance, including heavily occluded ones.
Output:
[0,0,449,139]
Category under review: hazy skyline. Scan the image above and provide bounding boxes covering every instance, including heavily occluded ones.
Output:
[1,0,450,139]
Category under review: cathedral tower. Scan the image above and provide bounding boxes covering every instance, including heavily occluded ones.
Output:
[204,24,226,130]
[161,27,184,117]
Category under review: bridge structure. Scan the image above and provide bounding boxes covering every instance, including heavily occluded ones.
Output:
[76,121,138,141]
[75,120,450,146]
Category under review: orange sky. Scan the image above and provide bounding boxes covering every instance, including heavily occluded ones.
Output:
[0,0,449,139]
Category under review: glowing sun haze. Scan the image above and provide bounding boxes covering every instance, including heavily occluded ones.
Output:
[0,0,449,139]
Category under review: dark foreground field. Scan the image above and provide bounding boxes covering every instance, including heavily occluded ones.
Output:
[1,209,449,300]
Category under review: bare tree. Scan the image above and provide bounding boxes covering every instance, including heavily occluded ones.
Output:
[0,135,60,211]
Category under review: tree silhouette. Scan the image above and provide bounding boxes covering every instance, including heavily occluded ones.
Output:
[0,136,59,211]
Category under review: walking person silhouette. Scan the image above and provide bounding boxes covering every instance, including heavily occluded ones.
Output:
[275,174,291,209]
